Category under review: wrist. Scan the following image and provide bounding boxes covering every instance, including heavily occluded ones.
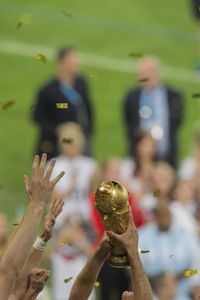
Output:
[28,201,45,214]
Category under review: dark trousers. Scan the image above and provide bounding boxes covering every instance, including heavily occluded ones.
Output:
[98,261,130,300]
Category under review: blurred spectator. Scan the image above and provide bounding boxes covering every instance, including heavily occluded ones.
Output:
[170,180,198,237]
[140,161,175,213]
[150,272,178,300]
[33,46,94,159]
[51,219,95,300]
[122,56,184,168]
[179,129,200,181]
[120,130,157,200]
[139,202,200,300]
[50,122,97,226]
[0,213,7,257]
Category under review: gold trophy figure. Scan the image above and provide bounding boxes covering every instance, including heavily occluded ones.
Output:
[95,180,129,268]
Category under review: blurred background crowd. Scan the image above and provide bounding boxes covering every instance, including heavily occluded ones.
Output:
[2,0,200,299]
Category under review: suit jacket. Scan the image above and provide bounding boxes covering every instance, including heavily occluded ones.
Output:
[123,86,184,167]
[32,75,93,159]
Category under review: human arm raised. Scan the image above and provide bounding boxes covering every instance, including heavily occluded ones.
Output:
[0,154,64,300]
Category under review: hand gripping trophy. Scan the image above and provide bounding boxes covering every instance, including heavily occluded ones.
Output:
[95,180,129,268]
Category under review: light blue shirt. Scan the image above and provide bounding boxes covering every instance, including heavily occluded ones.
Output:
[139,86,169,156]
[138,223,200,299]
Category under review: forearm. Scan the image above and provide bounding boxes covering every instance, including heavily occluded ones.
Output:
[127,246,152,300]
[9,248,43,300]
[21,288,39,300]
[0,203,43,299]
[69,245,108,300]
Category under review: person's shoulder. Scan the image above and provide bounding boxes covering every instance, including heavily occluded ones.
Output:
[75,74,87,86]
[38,77,58,94]
[165,85,183,98]
[125,87,141,99]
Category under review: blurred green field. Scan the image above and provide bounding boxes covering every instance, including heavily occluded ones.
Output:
[0,0,200,219]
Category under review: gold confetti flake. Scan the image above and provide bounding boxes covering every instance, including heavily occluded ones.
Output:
[138,248,150,254]
[183,269,198,277]
[129,52,143,58]
[94,281,100,287]
[62,138,73,144]
[17,13,32,29]
[1,99,16,110]
[192,93,200,98]
[36,53,47,64]
[56,103,68,109]
[89,72,103,78]
[12,223,20,226]
[153,188,161,198]
[57,242,67,247]
[64,277,73,283]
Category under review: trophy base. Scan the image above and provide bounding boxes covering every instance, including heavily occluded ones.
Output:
[108,253,129,268]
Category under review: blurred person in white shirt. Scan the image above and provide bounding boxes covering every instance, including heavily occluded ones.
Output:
[170,180,198,237]
[49,122,97,300]
[50,122,97,226]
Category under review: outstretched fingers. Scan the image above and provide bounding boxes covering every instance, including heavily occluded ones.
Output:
[51,171,65,187]
[38,153,47,177]
[45,159,56,181]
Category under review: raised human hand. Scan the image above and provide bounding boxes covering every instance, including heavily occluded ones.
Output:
[40,198,64,242]
[106,207,138,252]
[28,268,50,294]
[24,154,65,208]
[121,291,134,300]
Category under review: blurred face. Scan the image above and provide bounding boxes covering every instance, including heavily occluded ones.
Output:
[137,60,160,89]
[153,168,173,197]
[157,274,177,300]
[136,136,155,160]
[154,207,171,231]
[58,51,80,78]
[103,159,121,181]
[60,143,82,158]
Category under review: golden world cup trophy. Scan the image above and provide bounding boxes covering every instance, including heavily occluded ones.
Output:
[95,180,129,268]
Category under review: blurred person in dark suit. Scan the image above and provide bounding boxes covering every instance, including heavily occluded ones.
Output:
[122,56,184,168]
[32,46,94,159]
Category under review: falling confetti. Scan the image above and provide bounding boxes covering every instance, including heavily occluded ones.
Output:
[1,99,16,110]
[62,138,73,144]
[12,223,20,226]
[17,13,32,29]
[94,281,100,287]
[153,188,161,198]
[57,242,67,247]
[138,78,149,83]
[89,72,103,78]
[192,93,200,98]
[169,254,175,258]
[36,53,47,64]
[129,52,143,58]
[62,11,73,18]
[138,248,150,254]
[64,277,73,283]
[183,269,198,277]
[56,103,68,109]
